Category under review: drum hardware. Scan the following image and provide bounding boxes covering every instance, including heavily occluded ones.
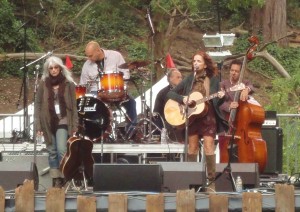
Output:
[104,103,133,143]
[126,79,161,143]
[118,60,150,70]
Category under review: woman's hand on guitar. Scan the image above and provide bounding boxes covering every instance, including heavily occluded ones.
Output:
[37,131,43,136]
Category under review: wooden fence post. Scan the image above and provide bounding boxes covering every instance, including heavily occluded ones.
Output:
[108,193,128,212]
[0,187,4,211]
[46,188,65,212]
[15,180,34,212]
[176,189,195,212]
[209,194,228,212]
[146,193,164,212]
[77,195,97,212]
[242,192,262,212]
[275,184,295,212]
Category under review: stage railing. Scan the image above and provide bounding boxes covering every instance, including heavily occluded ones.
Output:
[0,113,34,142]
[1,112,300,171]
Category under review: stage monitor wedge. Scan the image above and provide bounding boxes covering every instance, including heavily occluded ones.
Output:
[0,161,38,191]
[93,164,163,192]
[215,163,259,192]
[157,162,206,192]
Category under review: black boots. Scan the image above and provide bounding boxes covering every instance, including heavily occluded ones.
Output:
[52,177,65,188]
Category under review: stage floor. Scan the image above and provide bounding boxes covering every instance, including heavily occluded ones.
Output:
[1,142,298,211]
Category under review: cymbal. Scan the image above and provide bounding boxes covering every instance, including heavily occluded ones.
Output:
[118,60,150,69]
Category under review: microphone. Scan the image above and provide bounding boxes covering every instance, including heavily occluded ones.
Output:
[145,8,155,35]
[39,1,48,15]
[155,57,164,69]
[194,64,199,71]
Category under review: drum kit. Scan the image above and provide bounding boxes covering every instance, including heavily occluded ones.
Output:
[75,60,164,144]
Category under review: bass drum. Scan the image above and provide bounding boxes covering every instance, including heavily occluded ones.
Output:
[77,96,111,141]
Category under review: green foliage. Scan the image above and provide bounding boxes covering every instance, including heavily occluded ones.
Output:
[0,0,40,53]
[225,0,265,10]
[232,34,300,78]
[287,0,300,27]
[126,42,148,60]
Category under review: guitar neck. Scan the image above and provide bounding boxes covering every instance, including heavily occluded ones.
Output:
[195,87,233,104]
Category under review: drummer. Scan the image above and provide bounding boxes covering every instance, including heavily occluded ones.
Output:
[80,41,137,135]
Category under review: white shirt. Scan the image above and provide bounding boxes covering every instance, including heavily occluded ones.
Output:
[80,49,130,92]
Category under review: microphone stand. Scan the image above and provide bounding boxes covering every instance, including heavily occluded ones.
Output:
[17,6,46,141]
[145,6,155,142]
[33,64,41,165]
[183,71,196,161]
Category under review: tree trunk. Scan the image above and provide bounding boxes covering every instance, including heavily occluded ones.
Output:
[262,0,288,47]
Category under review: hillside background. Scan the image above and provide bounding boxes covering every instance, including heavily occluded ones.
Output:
[0,0,299,114]
[0,0,300,175]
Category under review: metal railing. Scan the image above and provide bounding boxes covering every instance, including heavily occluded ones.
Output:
[1,112,299,174]
[0,114,34,143]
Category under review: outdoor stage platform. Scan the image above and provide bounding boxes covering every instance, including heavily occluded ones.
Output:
[0,142,299,211]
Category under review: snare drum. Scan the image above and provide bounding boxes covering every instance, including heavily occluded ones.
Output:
[75,85,87,99]
[98,72,127,102]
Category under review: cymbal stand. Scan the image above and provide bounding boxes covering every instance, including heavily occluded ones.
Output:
[127,80,161,142]
[108,104,128,143]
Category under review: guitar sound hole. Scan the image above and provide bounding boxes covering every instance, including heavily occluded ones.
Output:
[188,100,196,108]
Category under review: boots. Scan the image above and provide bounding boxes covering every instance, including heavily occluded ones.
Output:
[187,154,198,162]
[206,154,216,192]
[52,177,65,188]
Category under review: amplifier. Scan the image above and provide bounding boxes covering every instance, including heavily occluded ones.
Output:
[261,127,283,174]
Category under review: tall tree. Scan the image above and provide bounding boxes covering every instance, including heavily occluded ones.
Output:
[251,0,288,47]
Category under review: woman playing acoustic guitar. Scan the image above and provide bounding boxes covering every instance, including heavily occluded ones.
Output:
[167,51,228,192]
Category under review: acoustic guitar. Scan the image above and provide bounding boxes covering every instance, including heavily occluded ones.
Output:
[60,136,94,181]
[164,83,245,128]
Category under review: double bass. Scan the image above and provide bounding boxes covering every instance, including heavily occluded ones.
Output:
[219,36,267,173]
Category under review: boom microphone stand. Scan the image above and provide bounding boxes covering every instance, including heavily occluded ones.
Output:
[17,4,47,141]
[145,6,155,142]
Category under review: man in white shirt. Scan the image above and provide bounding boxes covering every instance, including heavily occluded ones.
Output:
[80,41,137,137]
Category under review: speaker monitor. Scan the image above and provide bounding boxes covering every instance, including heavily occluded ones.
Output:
[1,151,51,191]
[93,164,163,192]
[261,127,283,174]
[0,161,38,191]
[157,162,206,192]
[215,163,259,192]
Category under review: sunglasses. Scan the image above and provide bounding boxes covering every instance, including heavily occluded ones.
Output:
[49,66,60,70]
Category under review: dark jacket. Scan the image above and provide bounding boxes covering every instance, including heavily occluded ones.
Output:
[167,73,228,133]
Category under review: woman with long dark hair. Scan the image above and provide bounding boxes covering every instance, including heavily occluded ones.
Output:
[167,51,227,191]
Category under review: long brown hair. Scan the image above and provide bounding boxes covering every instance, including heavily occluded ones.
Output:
[191,51,218,78]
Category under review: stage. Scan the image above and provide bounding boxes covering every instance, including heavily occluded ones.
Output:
[0,142,298,211]
[3,187,300,211]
